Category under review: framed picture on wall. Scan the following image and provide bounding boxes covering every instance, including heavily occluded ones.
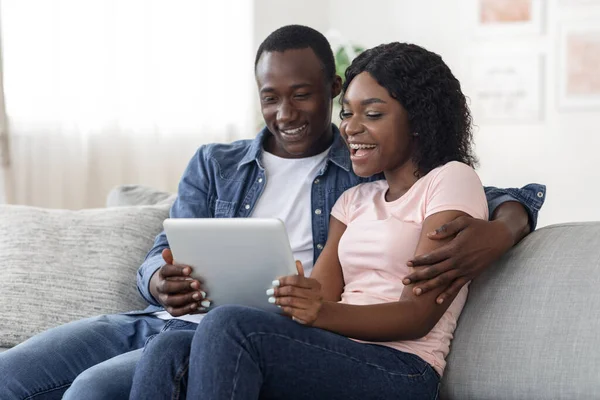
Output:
[475,0,545,36]
[468,55,544,123]
[558,21,600,110]
[559,0,600,5]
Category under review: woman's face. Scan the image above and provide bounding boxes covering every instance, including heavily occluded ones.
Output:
[339,72,414,178]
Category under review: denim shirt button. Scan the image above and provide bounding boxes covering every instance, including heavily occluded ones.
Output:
[315,209,322,215]
[537,192,544,198]
[316,244,324,250]
[314,179,320,184]
[245,204,250,210]
[258,178,263,183]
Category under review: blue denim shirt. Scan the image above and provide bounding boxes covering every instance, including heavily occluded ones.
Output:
[136,125,546,309]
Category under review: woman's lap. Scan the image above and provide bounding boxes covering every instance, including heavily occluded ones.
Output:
[190,305,440,400]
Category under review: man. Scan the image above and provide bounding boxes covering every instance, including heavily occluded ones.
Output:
[0,25,545,399]
[129,25,546,399]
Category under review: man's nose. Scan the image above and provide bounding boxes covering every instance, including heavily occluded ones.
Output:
[276,100,297,124]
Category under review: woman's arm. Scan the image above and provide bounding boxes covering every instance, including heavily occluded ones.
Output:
[312,210,470,341]
[307,217,347,302]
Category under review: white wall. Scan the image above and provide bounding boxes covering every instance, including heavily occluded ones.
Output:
[251,0,599,226]
[253,0,330,49]
[323,0,600,227]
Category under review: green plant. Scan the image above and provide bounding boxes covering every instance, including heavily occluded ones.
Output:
[332,44,364,124]
[335,44,364,83]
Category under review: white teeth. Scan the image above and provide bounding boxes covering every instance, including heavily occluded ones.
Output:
[349,143,376,150]
[281,124,307,134]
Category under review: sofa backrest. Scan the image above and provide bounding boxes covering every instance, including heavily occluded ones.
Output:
[441,222,600,399]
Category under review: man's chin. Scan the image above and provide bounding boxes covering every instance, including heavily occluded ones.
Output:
[280,143,313,158]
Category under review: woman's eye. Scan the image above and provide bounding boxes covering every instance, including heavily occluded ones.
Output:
[366,112,382,119]
[339,110,352,119]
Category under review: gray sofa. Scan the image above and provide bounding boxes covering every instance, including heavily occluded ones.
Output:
[1,185,599,399]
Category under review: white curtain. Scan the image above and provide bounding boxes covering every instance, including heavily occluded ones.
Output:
[0,19,8,205]
[0,0,255,209]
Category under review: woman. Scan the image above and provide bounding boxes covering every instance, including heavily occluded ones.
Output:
[183,42,488,399]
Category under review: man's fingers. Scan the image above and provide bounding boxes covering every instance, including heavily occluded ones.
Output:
[162,248,174,264]
[412,270,461,297]
[436,277,470,305]
[408,247,451,268]
[165,301,201,317]
[160,263,193,278]
[160,291,204,308]
[403,259,454,285]
[158,278,201,295]
[426,216,470,240]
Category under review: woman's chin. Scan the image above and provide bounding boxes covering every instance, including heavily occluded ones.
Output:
[352,165,379,178]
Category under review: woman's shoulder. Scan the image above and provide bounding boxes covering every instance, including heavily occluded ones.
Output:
[430,160,477,176]
[422,161,481,187]
[342,180,388,200]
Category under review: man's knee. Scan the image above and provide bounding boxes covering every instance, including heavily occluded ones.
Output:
[63,365,129,400]
[62,349,142,400]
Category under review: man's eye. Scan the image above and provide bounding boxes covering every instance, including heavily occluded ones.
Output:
[295,93,310,99]
[262,96,275,103]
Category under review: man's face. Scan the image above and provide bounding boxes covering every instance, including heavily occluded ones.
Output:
[255,48,341,158]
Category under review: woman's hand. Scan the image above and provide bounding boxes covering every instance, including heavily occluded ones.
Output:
[267,261,323,325]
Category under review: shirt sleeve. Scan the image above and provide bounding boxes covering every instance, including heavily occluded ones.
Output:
[425,162,489,221]
[136,145,212,306]
[484,184,546,231]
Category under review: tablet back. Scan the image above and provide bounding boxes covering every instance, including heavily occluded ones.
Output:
[163,218,297,312]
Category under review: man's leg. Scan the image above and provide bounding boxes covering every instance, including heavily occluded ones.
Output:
[187,305,440,400]
[62,348,142,400]
[130,330,195,400]
[0,313,164,400]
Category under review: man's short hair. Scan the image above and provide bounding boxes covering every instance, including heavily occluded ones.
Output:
[255,25,336,83]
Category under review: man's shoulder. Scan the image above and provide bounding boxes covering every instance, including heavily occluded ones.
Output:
[199,137,256,160]
[190,137,260,175]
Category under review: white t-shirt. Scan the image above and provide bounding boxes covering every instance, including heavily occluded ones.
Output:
[154,146,330,323]
[251,146,330,276]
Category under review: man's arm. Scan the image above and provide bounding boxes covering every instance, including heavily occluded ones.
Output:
[403,183,546,304]
[136,147,212,310]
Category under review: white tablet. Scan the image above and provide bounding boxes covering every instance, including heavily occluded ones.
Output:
[163,218,297,312]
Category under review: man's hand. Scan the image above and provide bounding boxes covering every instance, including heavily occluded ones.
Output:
[269,261,323,325]
[403,216,515,304]
[149,248,209,317]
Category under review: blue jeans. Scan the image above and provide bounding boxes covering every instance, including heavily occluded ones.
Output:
[131,305,440,399]
[0,313,194,399]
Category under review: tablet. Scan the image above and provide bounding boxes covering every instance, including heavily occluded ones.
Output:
[163,218,297,312]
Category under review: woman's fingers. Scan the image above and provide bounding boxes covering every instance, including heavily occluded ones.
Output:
[269,284,318,299]
[269,295,311,309]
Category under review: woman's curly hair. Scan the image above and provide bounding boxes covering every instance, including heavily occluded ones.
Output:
[342,42,477,176]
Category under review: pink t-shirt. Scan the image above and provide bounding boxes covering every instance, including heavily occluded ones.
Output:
[330,161,489,376]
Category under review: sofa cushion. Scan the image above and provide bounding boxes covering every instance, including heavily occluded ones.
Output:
[0,203,170,348]
[441,222,600,399]
[106,184,176,208]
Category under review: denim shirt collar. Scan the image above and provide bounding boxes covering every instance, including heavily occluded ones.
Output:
[238,125,351,172]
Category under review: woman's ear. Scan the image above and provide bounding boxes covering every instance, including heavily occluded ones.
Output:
[331,75,343,99]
